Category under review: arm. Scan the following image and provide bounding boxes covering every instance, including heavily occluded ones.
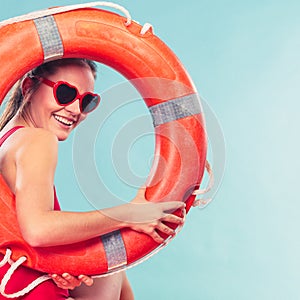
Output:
[15,129,185,247]
[15,129,127,246]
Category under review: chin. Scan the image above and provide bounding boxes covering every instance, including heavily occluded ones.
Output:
[57,134,69,141]
[55,131,70,141]
[54,125,74,141]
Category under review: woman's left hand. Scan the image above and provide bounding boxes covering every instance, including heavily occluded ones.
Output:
[50,273,94,290]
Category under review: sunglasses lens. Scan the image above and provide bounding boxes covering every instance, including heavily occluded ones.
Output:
[81,94,100,113]
[56,84,77,104]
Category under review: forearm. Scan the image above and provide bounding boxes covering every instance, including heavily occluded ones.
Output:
[18,186,185,248]
[21,205,131,247]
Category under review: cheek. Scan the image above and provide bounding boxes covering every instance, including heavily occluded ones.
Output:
[30,90,55,110]
[30,100,53,117]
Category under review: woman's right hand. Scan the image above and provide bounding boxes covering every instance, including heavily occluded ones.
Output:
[50,273,93,290]
[126,187,186,244]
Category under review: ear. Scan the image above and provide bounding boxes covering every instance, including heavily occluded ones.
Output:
[21,77,35,97]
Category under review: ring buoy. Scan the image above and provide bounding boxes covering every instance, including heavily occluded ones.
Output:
[0,3,207,279]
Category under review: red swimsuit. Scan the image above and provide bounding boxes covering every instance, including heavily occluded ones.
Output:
[0,127,69,299]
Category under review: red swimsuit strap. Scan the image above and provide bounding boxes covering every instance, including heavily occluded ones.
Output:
[0,126,24,147]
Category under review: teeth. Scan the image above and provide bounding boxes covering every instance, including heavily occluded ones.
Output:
[54,115,75,126]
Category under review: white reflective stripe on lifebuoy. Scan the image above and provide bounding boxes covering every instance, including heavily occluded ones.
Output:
[101,230,127,270]
[33,15,64,61]
[149,94,202,127]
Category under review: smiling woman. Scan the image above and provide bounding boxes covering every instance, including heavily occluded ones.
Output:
[0,3,206,299]
[0,57,186,299]
[0,59,99,140]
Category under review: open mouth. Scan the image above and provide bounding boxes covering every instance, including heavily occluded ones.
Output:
[53,114,75,127]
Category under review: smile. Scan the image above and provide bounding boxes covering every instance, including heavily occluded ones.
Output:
[53,114,75,126]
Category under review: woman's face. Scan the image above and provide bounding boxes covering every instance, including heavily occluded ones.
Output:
[26,64,96,141]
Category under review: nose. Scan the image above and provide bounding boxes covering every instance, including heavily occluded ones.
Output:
[64,99,81,114]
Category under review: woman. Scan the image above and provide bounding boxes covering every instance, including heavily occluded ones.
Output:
[0,58,185,299]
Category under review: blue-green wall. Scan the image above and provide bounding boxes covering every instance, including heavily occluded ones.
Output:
[1,1,299,299]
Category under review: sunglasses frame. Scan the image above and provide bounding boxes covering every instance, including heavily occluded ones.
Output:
[34,76,100,113]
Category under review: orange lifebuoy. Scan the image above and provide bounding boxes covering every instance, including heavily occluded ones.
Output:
[0,5,207,277]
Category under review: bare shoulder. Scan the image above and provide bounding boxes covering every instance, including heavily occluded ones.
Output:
[16,127,58,147]
[14,128,59,162]
[0,127,59,191]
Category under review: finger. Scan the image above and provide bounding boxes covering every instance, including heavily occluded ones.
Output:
[162,213,185,225]
[51,274,66,284]
[161,201,185,213]
[62,273,81,287]
[78,275,94,286]
[51,274,69,289]
[156,222,176,236]
[132,186,147,204]
[150,230,165,244]
[137,186,146,197]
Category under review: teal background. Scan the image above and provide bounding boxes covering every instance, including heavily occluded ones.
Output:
[1,1,299,299]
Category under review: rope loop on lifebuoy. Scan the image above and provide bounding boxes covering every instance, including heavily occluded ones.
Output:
[0,2,132,27]
[140,23,154,35]
[192,160,214,208]
[0,249,51,298]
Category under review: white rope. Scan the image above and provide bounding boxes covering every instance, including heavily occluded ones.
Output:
[0,2,132,28]
[192,160,214,208]
[0,249,51,298]
[140,23,153,35]
[0,249,13,267]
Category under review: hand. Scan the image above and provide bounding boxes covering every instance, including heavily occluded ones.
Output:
[128,187,186,244]
[50,273,94,290]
